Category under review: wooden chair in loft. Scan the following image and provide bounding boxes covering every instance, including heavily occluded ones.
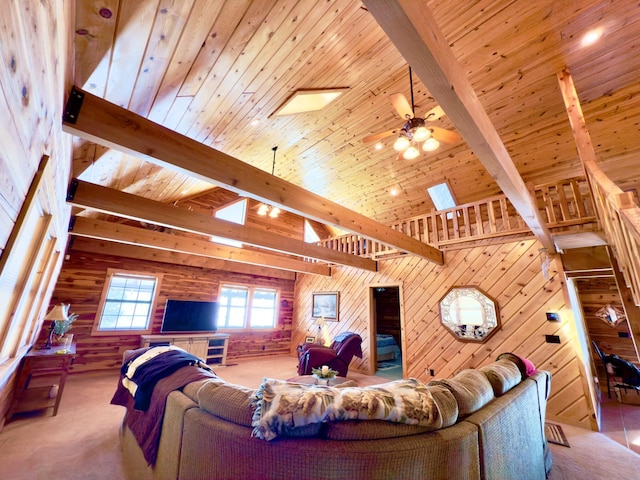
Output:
[592,341,640,398]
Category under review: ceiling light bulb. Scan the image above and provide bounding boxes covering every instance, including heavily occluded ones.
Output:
[581,28,602,47]
[413,126,431,142]
[422,137,440,151]
[393,135,410,152]
[268,207,280,218]
[257,204,269,216]
[374,142,384,150]
[390,188,399,196]
[403,146,420,160]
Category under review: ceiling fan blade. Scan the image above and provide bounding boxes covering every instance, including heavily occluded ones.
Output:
[424,105,446,122]
[363,129,398,144]
[390,93,414,119]
[430,126,460,144]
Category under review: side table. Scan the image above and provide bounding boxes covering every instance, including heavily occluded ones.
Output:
[7,343,76,420]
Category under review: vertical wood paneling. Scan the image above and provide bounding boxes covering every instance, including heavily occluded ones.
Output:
[294,239,594,428]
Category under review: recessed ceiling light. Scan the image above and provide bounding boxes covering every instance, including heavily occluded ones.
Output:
[581,28,603,47]
[272,88,348,116]
[390,188,399,196]
[250,119,259,126]
[375,142,383,150]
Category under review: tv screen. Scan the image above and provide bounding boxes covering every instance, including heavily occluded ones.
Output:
[161,300,218,333]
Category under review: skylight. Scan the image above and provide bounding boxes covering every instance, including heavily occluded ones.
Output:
[272,88,348,116]
[426,182,457,211]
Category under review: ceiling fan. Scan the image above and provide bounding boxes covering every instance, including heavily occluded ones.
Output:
[363,67,460,159]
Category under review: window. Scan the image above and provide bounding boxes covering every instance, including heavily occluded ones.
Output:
[211,199,247,248]
[304,220,321,243]
[217,284,278,329]
[95,271,161,333]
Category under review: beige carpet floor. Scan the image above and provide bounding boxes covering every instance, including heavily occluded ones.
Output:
[1,354,638,479]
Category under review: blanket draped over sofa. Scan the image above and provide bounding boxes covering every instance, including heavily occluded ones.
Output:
[111,347,217,465]
[115,352,552,480]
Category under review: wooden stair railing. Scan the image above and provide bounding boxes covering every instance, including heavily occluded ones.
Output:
[584,161,640,307]
[318,177,598,259]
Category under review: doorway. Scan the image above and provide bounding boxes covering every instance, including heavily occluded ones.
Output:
[370,285,403,379]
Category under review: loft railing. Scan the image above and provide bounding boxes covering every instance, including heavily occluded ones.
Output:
[318,177,598,259]
[584,162,640,306]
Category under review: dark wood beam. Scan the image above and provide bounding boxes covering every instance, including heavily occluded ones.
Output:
[363,0,555,253]
[67,180,376,271]
[69,216,331,276]
[62,87,444,265]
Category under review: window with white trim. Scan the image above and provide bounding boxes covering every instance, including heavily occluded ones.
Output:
[95,271,161,332]
[217,284,278,329]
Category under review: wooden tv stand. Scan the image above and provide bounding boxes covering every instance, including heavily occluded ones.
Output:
[140,333,229,366]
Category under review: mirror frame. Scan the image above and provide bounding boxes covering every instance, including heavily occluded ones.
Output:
[439,286,500,343]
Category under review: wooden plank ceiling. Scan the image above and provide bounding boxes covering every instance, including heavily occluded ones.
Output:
[69,0,640,272]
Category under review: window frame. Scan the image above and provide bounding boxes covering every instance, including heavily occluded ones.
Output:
[92,269,163,336]
[216,283,280,331]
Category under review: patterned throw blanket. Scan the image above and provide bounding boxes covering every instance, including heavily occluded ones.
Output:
[111,347,217,465]
[251,378,444,441]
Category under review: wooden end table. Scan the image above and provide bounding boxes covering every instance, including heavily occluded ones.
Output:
[7,343,76,420]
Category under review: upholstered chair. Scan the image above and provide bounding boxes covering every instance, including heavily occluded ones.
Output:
[297,332,363,377]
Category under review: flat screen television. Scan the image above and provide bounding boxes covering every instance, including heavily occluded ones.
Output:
[161,299,218,333]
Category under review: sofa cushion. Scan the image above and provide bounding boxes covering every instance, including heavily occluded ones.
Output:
[251,378,441,441]
[479,359,522,396]
[429,368,494,416]
[321,419,433,440]
[197,380,256,427]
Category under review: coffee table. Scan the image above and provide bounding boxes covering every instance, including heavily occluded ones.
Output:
[287,375,357,387]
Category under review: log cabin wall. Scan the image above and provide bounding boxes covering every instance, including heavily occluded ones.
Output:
[293,239,595,428]
[47,247,295,373]
[0,1,73,424]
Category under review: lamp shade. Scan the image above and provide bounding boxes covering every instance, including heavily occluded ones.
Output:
[45,304,69,321]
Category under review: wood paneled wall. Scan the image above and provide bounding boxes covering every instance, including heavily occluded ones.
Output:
[0,0,73,424]
[47,247,295,373]
[293,239,595,428]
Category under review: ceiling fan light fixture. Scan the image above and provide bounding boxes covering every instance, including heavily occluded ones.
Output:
[403,145,420,160]
[413,125,431,142]
[393,135,410,152]
[422,137,440,152]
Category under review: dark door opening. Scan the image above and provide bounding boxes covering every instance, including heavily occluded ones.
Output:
[372,286,403,379]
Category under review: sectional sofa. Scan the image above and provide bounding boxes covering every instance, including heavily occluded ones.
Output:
[117,354,551,480]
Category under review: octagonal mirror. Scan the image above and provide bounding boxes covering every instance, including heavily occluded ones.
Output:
[439,286,500,342]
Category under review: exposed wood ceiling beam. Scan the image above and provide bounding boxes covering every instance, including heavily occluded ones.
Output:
[67,179,377,271]
[363,0,555,253]
[70,237,296,281]
[69,216,331,276]
[62,87,444,265]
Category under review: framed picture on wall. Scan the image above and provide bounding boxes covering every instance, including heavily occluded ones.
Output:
[305,336,316,343]
[312,292,339,321]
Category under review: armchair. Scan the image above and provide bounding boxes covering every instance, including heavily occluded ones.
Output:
[297,332,363,377]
